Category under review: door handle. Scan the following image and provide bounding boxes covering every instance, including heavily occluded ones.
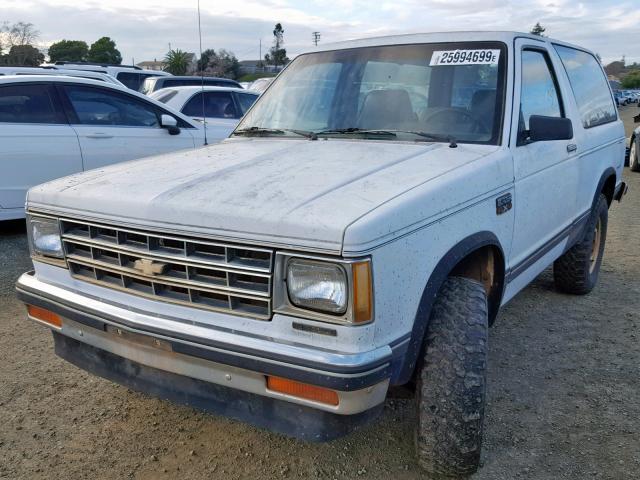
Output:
[86,133,114,139]
[567,143,577,153]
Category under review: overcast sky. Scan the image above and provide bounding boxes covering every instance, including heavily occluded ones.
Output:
[1,0,639,65]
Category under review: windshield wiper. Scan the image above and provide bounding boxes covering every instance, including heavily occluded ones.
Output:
[315,128,397,137]
[399,131,458,148]
[315,128,457,147]
[233,126,317,139]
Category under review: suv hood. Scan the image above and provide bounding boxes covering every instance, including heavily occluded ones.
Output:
[28,138,497,253]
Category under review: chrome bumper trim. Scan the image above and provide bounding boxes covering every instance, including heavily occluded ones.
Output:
[16,272,394,390]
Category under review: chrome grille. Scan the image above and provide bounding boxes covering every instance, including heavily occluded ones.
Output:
[60,219,273,319]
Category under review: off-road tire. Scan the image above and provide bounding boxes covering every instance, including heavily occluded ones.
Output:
[553,193,608,294]
[630,137,639,172]
[415,276,488,477]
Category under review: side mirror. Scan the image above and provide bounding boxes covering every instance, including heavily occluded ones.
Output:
[528,115,573,142]
[160,114,180,135]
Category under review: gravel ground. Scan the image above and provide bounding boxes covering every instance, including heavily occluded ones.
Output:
[1,106,639,480]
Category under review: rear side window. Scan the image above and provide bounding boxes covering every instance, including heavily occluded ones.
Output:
[63,85,159,127]
[0,84,62,124]
[117,72,155,91]
[236,93,259,114]
[520,49,563,131]
[154,89,179,104]
[554,45,617,128]
[182,91,237,118]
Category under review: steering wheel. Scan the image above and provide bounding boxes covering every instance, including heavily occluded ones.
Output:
[420,107,488,135]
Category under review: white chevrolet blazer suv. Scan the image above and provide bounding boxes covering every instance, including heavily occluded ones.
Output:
[17,32,627,476]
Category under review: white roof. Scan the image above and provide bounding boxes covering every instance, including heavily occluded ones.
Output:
[313,31,590,54]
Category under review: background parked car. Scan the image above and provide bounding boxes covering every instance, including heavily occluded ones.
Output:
[622,91,637,104]
[140,76,243,95]
[40,62,171,91]
[150,86,259,142]
[0,75,205,221]
[0,67,125,86]
[248,77,275,94]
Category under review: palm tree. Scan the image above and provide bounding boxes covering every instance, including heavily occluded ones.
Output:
[163,49,190,75]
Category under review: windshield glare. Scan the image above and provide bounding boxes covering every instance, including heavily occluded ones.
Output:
[236,42,506,144]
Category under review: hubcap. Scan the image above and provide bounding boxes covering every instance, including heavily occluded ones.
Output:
[589,217,602,274]
[631,141,637,168]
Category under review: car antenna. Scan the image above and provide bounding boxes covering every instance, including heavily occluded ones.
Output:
[197,0,208,146]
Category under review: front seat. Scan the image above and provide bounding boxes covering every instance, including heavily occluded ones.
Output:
[357,89,416,130]
[470,89,496,132]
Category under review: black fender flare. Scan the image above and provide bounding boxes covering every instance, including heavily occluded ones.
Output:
[393,231,505,385]
[591,167,616,210]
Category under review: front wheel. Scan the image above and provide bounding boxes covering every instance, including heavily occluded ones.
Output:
[415,276,488,477]
[553,194,608,294]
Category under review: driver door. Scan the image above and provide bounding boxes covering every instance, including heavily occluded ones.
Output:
[506,38,579,294]
[58,84,195,170]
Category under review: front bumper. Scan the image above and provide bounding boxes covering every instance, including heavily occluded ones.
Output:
[16,271,396,439]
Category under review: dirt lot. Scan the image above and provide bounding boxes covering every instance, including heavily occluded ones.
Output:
[1,106,639,480]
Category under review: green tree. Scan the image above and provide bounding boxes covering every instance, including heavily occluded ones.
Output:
[197,48,240,79]
[264,23,289,69]
[164,48,190,75]
[1,44,44,66]
[621,71,640,89]
[87,37,122,64]
[48,39,89,62]
[530,22,546,36]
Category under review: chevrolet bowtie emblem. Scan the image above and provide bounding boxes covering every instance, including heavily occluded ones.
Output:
[133,258,168,276]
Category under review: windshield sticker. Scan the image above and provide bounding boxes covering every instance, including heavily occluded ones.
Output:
[430,49,500,66]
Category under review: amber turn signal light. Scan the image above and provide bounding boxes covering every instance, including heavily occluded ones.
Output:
[267,376,339,406]
[352,261,372,323]
[27,305,62,328]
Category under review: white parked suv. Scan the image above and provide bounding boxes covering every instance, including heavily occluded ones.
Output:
[151,86,259,142]
[0,67,125,86]
[17,32,627,477]
[0,75,205,220]
[40,62,171,91]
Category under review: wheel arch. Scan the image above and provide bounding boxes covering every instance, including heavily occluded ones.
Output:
[594,167,617,208]
[393,231,505,386]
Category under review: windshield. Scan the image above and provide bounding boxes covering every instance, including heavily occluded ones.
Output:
[236,42,506,144]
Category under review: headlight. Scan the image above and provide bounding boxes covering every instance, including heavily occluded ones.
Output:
[286,259,348,314]
[28,215,64,258]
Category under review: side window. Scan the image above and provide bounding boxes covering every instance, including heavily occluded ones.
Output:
[116,72,154,91]
[236,93,259,115]
[520,50,563,131]
[182,91,237,118]
[154,89,179,104]
[554,45,617,128]
[0,84,62,124]
[63,85,160,127]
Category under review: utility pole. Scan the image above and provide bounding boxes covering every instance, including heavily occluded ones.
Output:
[312,31,321,46]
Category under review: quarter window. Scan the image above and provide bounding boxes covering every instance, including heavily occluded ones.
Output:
[236,93,259,114]
[116,72,154,91]
[554,45,617,128]
[520,49,563,132]
[0,84,62,124]
[63,85,160,127]
[182,91,237,118]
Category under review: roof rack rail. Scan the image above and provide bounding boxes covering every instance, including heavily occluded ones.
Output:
[52,61,142,70]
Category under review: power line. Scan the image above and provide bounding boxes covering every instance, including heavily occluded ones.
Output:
[312,31,321,46]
